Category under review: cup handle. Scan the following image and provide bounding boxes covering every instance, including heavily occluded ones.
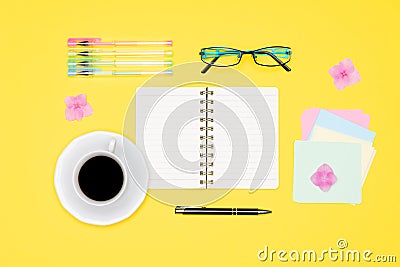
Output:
[108,138,117,153]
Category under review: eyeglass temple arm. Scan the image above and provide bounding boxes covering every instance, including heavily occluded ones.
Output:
[262,52,291,72]
[201,56,220,74]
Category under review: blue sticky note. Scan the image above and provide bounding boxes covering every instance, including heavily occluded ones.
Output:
[293,141,362,204]
[310,109,376,142]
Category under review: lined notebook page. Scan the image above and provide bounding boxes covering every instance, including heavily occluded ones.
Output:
[136,87,278,189]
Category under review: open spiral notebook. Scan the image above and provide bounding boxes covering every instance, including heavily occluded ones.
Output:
[136,87,278,190]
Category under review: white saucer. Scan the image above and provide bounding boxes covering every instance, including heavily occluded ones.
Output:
[54,131,148,226]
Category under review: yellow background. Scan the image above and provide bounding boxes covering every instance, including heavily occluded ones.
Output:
[1,0,399,266]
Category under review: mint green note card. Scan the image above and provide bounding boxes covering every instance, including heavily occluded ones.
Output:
[293,141,362,204]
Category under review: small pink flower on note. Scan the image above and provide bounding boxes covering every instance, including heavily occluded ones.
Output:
[329,58,361,90]
[310,164,337,192]
[64,94,93,121]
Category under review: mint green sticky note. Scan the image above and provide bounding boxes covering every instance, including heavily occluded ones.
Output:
[293,141,362,204]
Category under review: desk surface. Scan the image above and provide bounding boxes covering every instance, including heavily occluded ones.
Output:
[1,0,399,266]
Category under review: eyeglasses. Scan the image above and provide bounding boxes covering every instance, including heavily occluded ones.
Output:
[199,46,292,73]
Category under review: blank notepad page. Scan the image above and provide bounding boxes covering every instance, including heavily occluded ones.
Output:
[136,87,278,190]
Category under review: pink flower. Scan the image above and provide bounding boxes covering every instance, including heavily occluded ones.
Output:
[329,58,361,90]
[310,163,337,192]
[64,94,93,121]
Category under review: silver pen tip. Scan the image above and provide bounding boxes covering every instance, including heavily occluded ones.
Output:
[258,210,272,214]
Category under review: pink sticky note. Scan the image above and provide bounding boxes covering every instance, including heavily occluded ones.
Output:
[301,108,370,140]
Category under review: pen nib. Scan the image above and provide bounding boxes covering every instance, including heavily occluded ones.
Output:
[78,41,90,46]
[258,210,272,215]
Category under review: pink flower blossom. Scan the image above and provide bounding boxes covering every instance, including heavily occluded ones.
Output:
[329,58,361,90]
[310,163,337,192]
[64,94,93,121]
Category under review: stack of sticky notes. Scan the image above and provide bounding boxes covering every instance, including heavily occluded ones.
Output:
[293,108,376,204]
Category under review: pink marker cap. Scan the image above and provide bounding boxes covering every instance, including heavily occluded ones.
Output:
[67,38,101,46]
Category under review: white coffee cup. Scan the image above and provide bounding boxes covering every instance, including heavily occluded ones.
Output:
[72,138,127,206]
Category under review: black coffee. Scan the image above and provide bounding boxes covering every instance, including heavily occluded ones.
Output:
[78,156,124,202]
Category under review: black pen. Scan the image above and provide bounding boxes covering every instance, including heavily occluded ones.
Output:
[175,206,272,215]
